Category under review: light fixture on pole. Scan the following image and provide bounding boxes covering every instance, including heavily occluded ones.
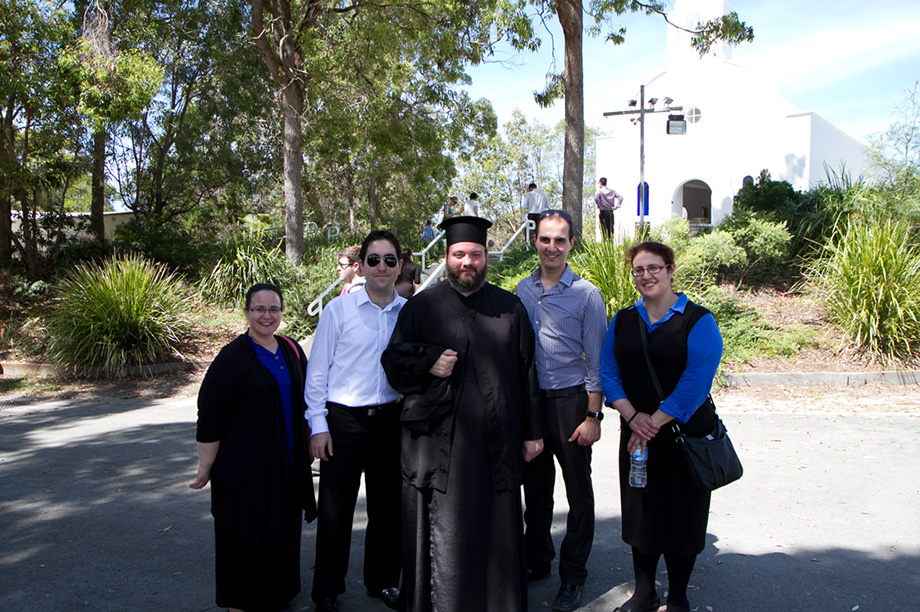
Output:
[603,85,684,232]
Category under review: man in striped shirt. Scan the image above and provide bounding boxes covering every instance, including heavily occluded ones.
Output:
[516,209,608,612]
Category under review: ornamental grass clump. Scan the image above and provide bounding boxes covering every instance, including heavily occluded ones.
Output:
[47,254,193,379]
[569,239,637,318]
[808,218,920,360]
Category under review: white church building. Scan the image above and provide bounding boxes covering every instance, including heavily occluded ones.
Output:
[594,0,867,234]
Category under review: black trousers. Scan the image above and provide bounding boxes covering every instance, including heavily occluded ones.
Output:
[312,401,402,602]
[522,389,595,585]
[599,209,615,238]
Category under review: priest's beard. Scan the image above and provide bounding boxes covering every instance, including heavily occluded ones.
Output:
[446,260,488,294]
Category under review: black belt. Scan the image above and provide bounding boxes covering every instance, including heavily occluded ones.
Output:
[540,384,586,399]
[328,400,400,416]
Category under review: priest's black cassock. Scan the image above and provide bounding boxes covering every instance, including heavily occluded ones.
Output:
[381,279,543,612]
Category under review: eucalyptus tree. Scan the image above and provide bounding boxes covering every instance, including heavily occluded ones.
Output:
[64,0,161,244]
[0,0,82,272]
[110,0,277,236]
[527,0,753,237]
[249,0,536,262]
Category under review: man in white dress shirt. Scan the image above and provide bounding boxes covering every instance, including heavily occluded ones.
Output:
[305,230,406,612]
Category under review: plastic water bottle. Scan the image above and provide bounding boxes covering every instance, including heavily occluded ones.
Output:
[629,444,648,488]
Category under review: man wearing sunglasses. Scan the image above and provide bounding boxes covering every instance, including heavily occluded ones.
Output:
[305,230,406,612]
[516,209,607,612]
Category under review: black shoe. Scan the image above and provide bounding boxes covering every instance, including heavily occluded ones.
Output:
[527,566,551,582]
[551,583,584,612]
[614,590,660,612]
[315,597,337,612]
[665,599,689,612]
[380,587,399,610]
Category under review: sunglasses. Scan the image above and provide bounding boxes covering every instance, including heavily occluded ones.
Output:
[366,253,399,268]
[539,209,573,222]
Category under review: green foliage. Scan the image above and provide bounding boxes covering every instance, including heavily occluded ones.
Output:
[690,286,816,367]
[569,239,637,318]
[673,230,746,292]
[807,218,920,360]
[46,254,193,378]
[488,244,537,293]
[717,208,791,283]
[114,220,213,278]
[198,234,302,308]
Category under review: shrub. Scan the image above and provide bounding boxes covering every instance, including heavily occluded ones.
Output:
[569,238,637,318]
[807,218,920,360]
[114,220,210,278]
[47,254,194,378]
[674,230,746,292]
[198,234,303,307]
[718,209,791,284]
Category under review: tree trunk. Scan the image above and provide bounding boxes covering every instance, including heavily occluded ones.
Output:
[368,176,379,226]
[281,83,304,263]
[557,0,585,238]
[91,128,106,244]
[0,185,11,264]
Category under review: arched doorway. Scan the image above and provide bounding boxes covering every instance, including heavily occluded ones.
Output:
[674,179,712,227]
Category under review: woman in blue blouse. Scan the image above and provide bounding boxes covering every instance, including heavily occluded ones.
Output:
[191,283,315,612]
[600,242,722,612]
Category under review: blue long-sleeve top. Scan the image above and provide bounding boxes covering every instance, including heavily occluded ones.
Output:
[600,293,722,424]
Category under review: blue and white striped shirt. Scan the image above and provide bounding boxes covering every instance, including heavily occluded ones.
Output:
[516,265,607,392]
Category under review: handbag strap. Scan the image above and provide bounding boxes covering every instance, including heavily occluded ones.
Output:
[637,315,666,402]
[637,313,694,438]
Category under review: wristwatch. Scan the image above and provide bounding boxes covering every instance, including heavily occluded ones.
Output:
[586,411,604,422]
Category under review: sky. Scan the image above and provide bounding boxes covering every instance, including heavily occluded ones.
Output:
[463,0,920,144]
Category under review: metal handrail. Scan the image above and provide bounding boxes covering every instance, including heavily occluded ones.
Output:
[494,219,531,261]
[415,229,445,270]
[307,278,343,316]
[417,259,446,293]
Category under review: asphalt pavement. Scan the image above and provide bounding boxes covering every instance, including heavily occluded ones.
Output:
[0,390,918,611]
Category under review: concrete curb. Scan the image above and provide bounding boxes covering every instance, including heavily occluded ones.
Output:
[0,361,210,377]
[722,370,920,387]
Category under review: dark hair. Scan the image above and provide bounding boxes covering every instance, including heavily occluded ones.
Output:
[359,230,402,262]
[536,209,574,240]
[337,245,360,264]
[469,192,478,200]
[599,177,608,186]
[401,247,413,262]
[626,241,675,267]
[528,182,537,190]
[245,283,284,309]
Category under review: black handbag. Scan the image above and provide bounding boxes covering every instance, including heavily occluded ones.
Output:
[637,316,743,491]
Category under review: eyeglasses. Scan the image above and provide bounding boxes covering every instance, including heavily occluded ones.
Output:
[248,306,283,316]
[366,253,399,268]
[539,209,573,222]
[631,264,668,277]
[337,260,354,269]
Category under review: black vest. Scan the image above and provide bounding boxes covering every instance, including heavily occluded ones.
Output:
[613,301,715,438]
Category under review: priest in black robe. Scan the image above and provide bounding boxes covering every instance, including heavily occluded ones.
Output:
[381,216,544,612]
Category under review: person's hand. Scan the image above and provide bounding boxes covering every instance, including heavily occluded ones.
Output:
[310,432,334,462]
[627,432,646,455]
[629,411,659,441]
[523,438,544,462]
[189,464,211,490]
[429,349,458,378]
[568,418,601,447]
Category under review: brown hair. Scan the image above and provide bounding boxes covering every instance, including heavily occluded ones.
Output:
[626,241,675,267]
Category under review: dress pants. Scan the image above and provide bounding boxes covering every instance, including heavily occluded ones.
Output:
[523,389,595,585]
[311,401,402,602]
[599,209,615,238]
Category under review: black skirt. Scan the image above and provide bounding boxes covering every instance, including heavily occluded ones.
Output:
[214,512,302,612]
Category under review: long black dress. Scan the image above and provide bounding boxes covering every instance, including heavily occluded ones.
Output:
[382,281,543,612]
[197,334,315,611]
[612,303,716,556]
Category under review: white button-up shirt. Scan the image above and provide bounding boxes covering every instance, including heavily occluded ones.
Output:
[304,289,406,435]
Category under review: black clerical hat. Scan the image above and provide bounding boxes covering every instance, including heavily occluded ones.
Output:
[441,216,492,247]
